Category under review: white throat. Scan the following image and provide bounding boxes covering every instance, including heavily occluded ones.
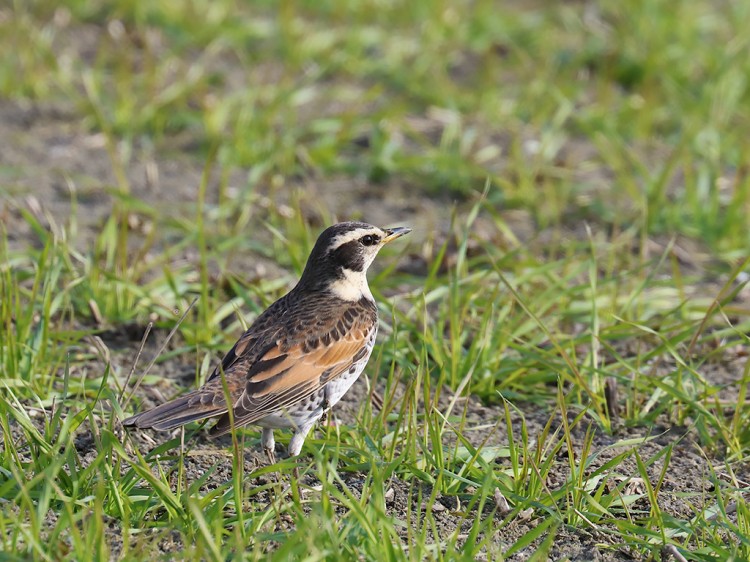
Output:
[329,269,374,302]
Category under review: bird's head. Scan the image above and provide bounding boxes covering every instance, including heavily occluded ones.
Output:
[297,221,411,300]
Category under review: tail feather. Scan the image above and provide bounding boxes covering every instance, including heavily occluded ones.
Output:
[123,391,227,431]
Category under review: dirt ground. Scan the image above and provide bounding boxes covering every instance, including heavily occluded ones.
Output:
[2,97,749,561]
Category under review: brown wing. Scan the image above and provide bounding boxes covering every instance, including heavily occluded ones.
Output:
[209,298,376,436]
[124,291,377,434]
[123,296,291,432]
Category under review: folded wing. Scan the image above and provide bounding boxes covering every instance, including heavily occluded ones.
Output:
[209,317,374,436]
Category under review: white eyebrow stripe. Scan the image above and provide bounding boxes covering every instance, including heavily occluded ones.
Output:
[329,228,383,249]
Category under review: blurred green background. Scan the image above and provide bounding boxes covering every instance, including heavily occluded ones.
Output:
[4,0,750,254]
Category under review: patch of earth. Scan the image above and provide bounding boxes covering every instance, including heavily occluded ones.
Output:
[0,98,449,251]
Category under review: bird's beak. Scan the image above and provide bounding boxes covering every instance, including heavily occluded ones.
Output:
[382,227,412,244]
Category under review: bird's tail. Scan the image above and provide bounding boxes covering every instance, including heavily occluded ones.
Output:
[123,390,227,431]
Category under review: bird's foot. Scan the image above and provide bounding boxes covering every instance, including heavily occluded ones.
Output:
[264,446,276,466]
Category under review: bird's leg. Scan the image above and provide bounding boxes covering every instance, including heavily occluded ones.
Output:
[261,427,276,465]
[261,427,283,492]
[288,423,314,484]
[319,385,331,425]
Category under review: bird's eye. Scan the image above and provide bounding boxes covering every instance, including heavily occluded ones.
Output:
[361,234,379,246]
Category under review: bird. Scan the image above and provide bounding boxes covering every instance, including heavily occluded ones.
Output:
[123,221,411,466]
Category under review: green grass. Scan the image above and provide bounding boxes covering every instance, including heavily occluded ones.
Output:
[2,0,750,559]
